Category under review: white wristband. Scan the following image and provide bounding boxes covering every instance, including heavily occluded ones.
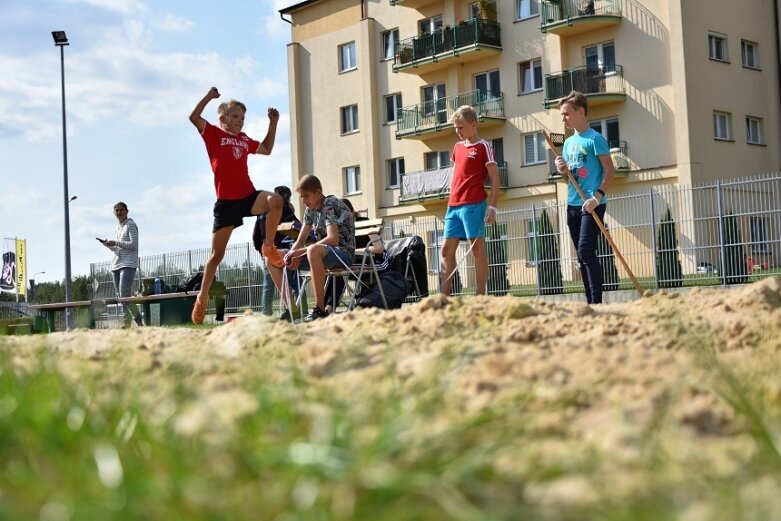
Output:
[487,205,498,214]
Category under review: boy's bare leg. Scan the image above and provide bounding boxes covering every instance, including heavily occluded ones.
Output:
[193,226,233,323]
[306,245,328,310]
[440,238,460,296]
[251,191,285,267]
[266,263,297,312]
[470,237,488,295]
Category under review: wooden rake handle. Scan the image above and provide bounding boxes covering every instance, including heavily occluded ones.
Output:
[542,130,644,294]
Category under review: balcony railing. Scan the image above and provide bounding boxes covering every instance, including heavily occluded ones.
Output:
[540,0,622,35]
[547,140,629,182]
[396,90,505,139]
[399,161,509,203]
[393,18,501,73]
[544,65,626,108]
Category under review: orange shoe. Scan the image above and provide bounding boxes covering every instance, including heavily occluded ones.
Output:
[191,295,209,324]
[262,244,286,268]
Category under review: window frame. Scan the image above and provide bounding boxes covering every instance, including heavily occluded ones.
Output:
[387,157,405,188]
[523,132,547,165]
[741,39,760,69]
[746,116,763,145]
[381,29,400,61]
[516,0,539,20]
[708,32,729,62]
[344,165,361,195]
[418,15,443,35]
[519,58,543,94]
[338,41,357,72]
[584,41,616,72]
[384,93,403,125]
[340,104,359,135]
[424,150,450,171]
[474,69,501,99]
[713,111,732,141]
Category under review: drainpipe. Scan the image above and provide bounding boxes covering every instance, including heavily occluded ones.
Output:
[280,12,292,24]
[361,0,366,19]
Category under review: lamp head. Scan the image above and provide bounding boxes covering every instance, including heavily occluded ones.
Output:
[52,31,69,46]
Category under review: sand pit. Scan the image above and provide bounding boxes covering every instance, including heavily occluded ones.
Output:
[2,277,781,519]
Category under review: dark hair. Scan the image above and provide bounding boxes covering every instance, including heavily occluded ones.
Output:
[340,198,355,213]
[274,185,292,203]
[114,201,128,211]
[559,90,589,115]
[296,174,322,193]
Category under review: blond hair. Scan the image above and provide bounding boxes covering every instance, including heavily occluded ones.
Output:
[217,99,247,118]
[450,105,478,123]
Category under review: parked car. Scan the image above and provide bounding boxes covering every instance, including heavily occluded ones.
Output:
[696,262,718,274]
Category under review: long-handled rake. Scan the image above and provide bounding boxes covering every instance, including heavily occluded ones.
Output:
[541,129,644,294]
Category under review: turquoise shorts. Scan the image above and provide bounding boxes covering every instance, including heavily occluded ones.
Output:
[443,200,487,240]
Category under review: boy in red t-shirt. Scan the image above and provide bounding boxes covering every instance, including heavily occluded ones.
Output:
[441,105,500,296]
[189,86,286,323]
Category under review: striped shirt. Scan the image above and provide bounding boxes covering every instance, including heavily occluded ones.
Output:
[110,217,139,271]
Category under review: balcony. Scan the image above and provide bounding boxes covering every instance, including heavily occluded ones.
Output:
[393,18,502,74]
[399,162,509,204]
[543,65,626,108]
[389,0,438,7]
[547,140,630,182]
[540,0,621,36]
[396,90,505,140]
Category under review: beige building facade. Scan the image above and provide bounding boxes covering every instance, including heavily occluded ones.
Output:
[280,0,781,284]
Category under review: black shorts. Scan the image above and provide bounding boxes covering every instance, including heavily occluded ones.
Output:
[212,191,260,233]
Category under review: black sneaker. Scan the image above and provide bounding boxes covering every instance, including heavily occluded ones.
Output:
[305,307,329,322]
[278,309,292,322]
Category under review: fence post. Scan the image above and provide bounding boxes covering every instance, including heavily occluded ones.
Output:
[433,223,441,293]
[532,203,542,296]
[188,250,193,275]
[716,180,727,286]
[648,188,659,290]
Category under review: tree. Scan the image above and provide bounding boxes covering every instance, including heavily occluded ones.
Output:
[655,207,683,288]
[722,211,749,285]
[596,225,620,291]
[536,209,563,295]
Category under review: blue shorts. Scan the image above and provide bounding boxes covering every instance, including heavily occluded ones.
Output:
[291,245,354,271]
[443,200,487,240]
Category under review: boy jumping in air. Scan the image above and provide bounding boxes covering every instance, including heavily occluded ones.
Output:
[189,86,286,324]
[440,105,500,296]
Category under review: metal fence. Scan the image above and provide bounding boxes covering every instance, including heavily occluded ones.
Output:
[90,172,781,314]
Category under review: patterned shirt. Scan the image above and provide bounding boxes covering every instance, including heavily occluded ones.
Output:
[110,217,139,271]
[200,122,260,200]
[303,195,355,263]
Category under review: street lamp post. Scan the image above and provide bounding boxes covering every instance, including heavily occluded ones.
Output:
[52,30,73,329]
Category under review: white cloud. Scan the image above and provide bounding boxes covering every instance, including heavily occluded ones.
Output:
[153,13,194,32]
[60,0,146,15]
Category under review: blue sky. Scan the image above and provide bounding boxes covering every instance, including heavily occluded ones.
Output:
[0,0,295,284]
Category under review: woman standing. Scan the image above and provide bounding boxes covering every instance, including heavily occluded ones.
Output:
[100,201,142,327]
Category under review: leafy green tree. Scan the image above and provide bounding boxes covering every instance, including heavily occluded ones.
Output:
[722,211,748,284]
[655,208,683,288]
[536,209,563,295]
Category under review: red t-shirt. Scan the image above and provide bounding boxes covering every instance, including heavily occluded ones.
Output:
[448,140,496,207]
[200,122,260,200]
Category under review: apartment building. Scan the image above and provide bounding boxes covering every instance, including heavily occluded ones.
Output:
[279,0,781,281]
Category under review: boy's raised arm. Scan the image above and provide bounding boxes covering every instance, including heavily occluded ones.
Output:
[257,108,280,155]
[189,86,220,133]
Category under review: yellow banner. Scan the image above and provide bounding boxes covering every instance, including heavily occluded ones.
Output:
[16,239,25,297]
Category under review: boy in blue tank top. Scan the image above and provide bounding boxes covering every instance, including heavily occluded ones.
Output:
[554,91,615,304]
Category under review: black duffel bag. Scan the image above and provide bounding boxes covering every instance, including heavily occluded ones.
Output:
[356,271,409,310]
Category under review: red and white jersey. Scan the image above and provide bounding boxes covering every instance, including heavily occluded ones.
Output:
[448,139,496,207]
[200,122,260,200]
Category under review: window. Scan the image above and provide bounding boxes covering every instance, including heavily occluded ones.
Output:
[387,157,405,188]
[382,29,399,61]
[422,83,447,123]
[344,166,360,194]
[516,0,539,19]
[492,138,504,165]
[523,132,546,165]
[746,116,763,144]
[709,33,728,61]
[585,42,615,71]
[741,40,759,68]
[425,151,450,170]
[419,15,443,35]
[475,70,501,99]
[339,42,357,72]
[590,117,620,147]
[385,93,402,124]
[519,59,543,93]
[341,104,359,134]
[750,216,769,253]
[713,111,731,140]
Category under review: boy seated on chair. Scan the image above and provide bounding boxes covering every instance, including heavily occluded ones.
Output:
[279,174,355,322]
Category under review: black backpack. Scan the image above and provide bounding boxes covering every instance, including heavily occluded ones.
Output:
[177,272,203,293]
[357,271,409,310]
